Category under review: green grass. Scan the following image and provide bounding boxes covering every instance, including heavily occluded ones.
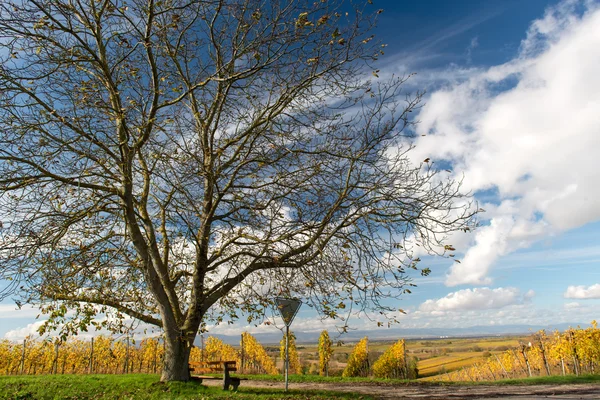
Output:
[242,374,370,383]
[488,374,600,386]
[0,374,373,400]
[2,373,598,400]
[240,374,411,385]
[244,373,600,387]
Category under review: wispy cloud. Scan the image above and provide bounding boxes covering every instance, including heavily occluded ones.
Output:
[405,6,505,56]
[0,304,41,319]
[390,0,600,286]
[465,36,479,64]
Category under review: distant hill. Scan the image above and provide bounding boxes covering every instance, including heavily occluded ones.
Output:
[194,322,585,346]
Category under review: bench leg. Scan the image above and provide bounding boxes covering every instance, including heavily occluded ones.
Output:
[223,369,230,390]
[231,378,240,391]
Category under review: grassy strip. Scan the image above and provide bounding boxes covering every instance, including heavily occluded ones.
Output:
[240,374,410,385]
[2,372,598,400]
[242,373,600,387]
[0,374,373,400]
[487,374,600,386]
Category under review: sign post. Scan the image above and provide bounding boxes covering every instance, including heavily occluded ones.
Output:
[275,297,302,391]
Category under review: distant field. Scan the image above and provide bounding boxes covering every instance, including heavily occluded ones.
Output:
[405,336,522,379]
[417,354,484,377]
[286,335,525,379]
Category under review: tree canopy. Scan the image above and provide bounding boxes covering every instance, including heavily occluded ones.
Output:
[0,0,475,380]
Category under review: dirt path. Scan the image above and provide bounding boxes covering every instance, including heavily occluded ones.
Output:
[204,379,600,399]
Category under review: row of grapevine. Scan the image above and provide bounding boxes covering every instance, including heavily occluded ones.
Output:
[0,332,280,376]
[279,331,302,374]
[372,339,407,379]
[341,336,416,379]
[0,336,164,376]
[318,330,334,376]
[202,336,240,364]
[439,322,600,382]
[241,332,278,374]
[343,337,370,377]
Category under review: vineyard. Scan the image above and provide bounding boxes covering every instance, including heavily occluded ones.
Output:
[0,333,281,376]
[438,322,600,382]
[0,331,412,379]
[0,336,163,376]
[2,323,599,382]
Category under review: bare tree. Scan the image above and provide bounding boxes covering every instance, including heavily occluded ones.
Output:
[0,0,475,381]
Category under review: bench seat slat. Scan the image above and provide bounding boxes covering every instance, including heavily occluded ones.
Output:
[189,367,237,372]
[189,360,236,366]
[190,369,221,373]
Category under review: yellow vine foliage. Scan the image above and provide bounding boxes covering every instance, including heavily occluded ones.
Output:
[6,322,600,380]
[440,322,600,382]
[280,330,302,374]
[189,345,204,363]
[241,332,277,374]
[342,336,369,377]
[61,339,89,374]
[0,340,21,375]
[318,330,333,376]
[0,335,164,376]
[204,337,240,363]
[138,338,163,373]
[372,339,405,379]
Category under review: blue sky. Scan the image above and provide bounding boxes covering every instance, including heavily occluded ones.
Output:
[2,0,600,340]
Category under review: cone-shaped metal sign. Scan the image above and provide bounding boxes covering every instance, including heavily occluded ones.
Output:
[275,297,302,327]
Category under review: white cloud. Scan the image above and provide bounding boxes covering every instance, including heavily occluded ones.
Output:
[465,36,479,64]
[564,302,581,309]
[405,0,600,286]
[0,304,41,319]
[205,315,340,337]
[405,303,593,330]
[419,287,530,312]
[564,284,600,299]
[4,321,47,340]
[2,312,162,341]
[445,215,511,286]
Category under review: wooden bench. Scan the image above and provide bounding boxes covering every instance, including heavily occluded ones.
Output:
[188,360,246,390]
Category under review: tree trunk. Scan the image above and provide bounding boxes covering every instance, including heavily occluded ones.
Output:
[161,333,193,382]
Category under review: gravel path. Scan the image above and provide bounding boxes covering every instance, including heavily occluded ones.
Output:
[203,379,600,399]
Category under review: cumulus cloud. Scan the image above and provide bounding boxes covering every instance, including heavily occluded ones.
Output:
[2,312,163,341]
[205,315,340,337]
[564,284,600,299]
[404,302,592,330]
[405,0,600,286]
[419,287,532,312]
[4,321,47,341]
